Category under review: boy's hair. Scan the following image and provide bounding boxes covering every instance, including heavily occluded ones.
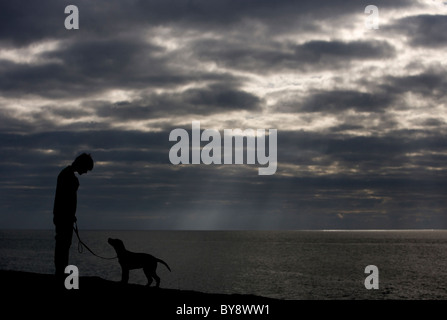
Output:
[73,153,94,170]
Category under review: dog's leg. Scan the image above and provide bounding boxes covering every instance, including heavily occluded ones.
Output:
[143,267,154,287]
[121,268,129,284]
[153,273,160,288]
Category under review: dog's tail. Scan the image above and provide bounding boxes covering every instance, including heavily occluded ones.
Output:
[157,258,171,272]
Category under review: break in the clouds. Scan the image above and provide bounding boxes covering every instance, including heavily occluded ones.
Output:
[0,0,446,230]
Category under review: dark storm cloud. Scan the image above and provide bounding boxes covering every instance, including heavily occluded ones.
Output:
[126,0,413,41]
[0,35,248,100]
[274,128,447,182]
[274,68,447,114]
[0,37,188,98]
[417,118,446,127]
[276,89,396,113]
[194,39,395,73]
[389,14,447,48]
[0,0,413,46]
[382,70,447,100]
[95,83,263,119]
[295,40,395,63]
[0,0,66,46]
[328,124,365,133]
[0,130,169,159]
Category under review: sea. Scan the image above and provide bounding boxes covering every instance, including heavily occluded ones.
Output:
[1,229,446,300]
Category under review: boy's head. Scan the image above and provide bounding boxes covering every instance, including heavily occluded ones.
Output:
[72,153,94,175]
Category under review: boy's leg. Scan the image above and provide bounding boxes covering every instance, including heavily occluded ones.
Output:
[54,223,74,277]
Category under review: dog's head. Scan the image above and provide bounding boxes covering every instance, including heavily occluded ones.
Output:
[108,238,125,251]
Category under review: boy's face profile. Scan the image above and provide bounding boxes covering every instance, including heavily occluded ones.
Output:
[77,168,87,175]
[72,153,94,175]
[75,163,91,175]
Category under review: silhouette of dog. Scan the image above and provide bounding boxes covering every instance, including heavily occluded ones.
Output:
[108,238,171,287]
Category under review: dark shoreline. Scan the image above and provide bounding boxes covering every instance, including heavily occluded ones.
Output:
[0,269,278,300]
[2,269,285,317]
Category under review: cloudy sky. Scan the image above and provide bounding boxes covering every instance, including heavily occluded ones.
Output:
[1,0,446,230]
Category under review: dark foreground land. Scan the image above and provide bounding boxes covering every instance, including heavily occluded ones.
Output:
[1,270,285,318]
[1,270,441,318]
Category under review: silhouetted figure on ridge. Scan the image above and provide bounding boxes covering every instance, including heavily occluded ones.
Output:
[53,153,94,277]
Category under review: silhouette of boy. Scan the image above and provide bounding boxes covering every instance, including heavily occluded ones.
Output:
[53,153,94,276]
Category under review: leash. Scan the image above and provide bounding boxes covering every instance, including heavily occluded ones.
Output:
[73,222,117,260]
